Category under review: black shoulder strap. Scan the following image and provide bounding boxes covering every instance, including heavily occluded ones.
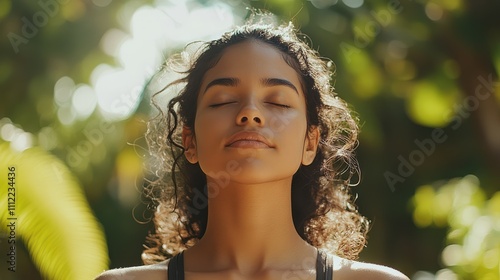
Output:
[316,250,333,280]
[167,251,185,280]
[325,252,333,280]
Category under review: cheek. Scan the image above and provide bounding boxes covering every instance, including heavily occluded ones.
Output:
[193,110,230,156]
[268,108,304,130]
[269,112,308,149]
[275,110,307,133]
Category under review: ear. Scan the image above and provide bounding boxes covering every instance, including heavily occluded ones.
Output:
[302,126,320,166]
[182,126,198,164]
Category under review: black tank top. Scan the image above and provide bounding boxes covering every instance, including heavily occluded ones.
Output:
[167,250,333,279]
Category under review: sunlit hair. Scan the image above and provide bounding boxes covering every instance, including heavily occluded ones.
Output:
[142,12,369,264]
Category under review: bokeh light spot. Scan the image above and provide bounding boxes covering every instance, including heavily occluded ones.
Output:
[72,84,97,120]
[100,28,128,57]
[442,244,463,266]
[342,0,363,8]
[435,268,458,280]
[57,106,76,126]
[1,123,16,141]
[425,3,443,21]
[407,82,455,127]
[308,0,339,9]
[54,76,75,107]
[10,132,34,152]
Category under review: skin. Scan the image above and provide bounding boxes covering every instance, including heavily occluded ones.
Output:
[96,40,409,280]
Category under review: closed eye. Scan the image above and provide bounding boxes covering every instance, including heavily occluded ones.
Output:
[209,101,236,108]
[266,102,291,108]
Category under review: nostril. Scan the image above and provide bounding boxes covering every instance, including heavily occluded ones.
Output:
[238,115,262,124]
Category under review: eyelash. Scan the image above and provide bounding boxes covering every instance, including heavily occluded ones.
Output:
[267,102,291,108]
[208,102,291,108]
[209,102,235,108]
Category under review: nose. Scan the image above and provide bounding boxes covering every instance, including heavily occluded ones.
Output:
[236,103,265,126]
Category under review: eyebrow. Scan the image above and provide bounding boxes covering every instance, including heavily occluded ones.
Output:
[203,78,239,94]
[261,78,299,94]
[203,77,299,94]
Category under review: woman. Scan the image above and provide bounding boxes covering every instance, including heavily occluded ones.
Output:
[97,13,409,280]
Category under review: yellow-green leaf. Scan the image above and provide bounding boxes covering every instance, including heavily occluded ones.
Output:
[0,142,108,280]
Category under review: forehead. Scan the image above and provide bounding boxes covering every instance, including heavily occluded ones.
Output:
[201,40,303,88]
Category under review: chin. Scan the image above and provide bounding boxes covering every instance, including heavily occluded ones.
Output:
[229,166,296,186]
[200,156,299,185]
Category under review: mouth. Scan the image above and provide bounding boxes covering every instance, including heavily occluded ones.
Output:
[225,131,274,149]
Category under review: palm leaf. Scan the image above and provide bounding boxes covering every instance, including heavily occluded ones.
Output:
[0,142,108,280]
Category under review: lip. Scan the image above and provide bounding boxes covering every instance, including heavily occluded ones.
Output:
[225,131,274,148]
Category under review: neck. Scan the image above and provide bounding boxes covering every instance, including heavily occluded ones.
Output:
[188,177,314,273]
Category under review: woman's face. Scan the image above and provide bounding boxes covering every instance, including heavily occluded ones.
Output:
[183,40,318,186]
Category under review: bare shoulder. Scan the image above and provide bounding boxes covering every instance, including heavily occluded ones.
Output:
[332,255,410,280]
[94,260,169,280]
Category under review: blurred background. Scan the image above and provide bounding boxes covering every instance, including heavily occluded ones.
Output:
[0,0,499,279]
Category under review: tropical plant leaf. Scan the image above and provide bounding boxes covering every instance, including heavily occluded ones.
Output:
[0,142,108,280]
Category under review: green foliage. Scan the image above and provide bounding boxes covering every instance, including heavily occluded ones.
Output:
[1,0,499,277]
[412,175,500,279]
[0,142,108,280]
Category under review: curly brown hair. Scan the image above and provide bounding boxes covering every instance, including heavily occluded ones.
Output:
[141,13,369,264]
